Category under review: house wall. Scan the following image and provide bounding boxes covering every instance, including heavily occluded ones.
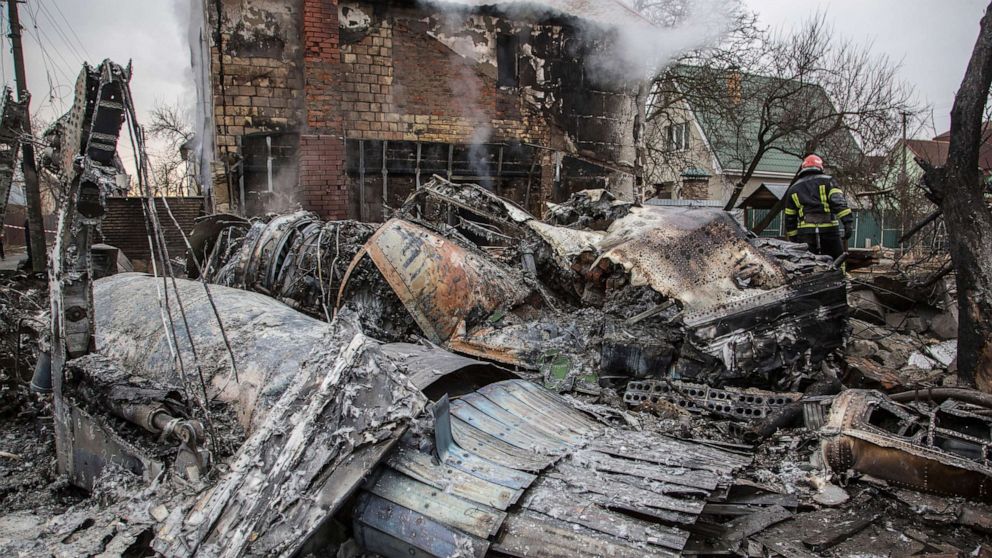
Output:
[97,197,205,270]
[644,97,721,200]
[204,0,644,220]
[206,0,307,212]
[645,93,795,204]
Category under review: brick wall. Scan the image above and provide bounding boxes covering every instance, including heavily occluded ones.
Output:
[299,0,348,219]
[680,179,710,200]
[98,197,205,268]
[338,10,550,146]
[208,0,306,210]
[299,135,348,219]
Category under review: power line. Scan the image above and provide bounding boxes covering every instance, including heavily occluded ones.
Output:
[24,3,75,81]
[40,0,90,62]
[18,2,74,117]
[35,0,86,66]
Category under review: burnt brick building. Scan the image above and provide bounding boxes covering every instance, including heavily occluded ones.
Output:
[194,0,653,220]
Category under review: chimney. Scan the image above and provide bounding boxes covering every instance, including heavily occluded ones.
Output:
[727,66,742,105]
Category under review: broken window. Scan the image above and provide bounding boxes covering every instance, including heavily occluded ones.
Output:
[240,132,300,216]
[497,34,519,88]
[667,122,689,151]
[345,139,538,220]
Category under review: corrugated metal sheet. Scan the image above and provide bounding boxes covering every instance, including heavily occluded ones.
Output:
[645,198,726,208]
[354,379,752,557]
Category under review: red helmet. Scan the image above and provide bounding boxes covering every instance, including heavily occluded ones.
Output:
[800,154,824,173]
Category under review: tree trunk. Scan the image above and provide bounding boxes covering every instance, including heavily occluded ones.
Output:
[930,1,992,391]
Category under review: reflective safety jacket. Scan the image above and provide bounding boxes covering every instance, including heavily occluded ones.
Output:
[783,172,853,238]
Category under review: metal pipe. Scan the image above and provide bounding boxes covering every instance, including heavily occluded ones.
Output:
[889,387,992,409]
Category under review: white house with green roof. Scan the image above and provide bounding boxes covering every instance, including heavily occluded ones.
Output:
[645,66,864,204]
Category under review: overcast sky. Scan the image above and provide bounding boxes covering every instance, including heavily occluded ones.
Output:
[1,0,987,159]
[744,0,989,137]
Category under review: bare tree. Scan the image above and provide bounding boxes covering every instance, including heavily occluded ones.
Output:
[146,101,200,197]
[918,2,992,391]
[645,12,918,209]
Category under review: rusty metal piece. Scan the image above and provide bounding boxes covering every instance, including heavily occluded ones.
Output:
[820,390,992,502]
[625,380,800,421]
[358,218,533,344]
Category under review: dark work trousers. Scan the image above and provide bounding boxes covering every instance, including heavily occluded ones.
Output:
[796,229,845,261]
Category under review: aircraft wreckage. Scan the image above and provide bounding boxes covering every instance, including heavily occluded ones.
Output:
[34,60,992,557]
[188,177,849,393]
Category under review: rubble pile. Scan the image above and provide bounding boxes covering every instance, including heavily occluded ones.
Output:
[5,175,992,557]
[0,273,46,417]
[191,177,848,395]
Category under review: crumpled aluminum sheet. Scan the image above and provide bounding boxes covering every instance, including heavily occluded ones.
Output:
[353,379,753,558]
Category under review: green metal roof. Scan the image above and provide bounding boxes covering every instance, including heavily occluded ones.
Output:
[681,167,712,178]
[669,66,863,177]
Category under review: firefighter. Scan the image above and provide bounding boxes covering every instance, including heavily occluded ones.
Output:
[783,154,853,261]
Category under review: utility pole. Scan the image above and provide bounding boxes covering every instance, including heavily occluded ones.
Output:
[900,111,908,185]
[7,0,47,272]
[900,111,909,244]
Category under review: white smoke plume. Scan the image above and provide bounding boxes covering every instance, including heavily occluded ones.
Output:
[422,0,736,83]
[184,0,215,197]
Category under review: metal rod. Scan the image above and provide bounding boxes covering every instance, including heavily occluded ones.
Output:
[382,140,388,219]
[236,135,245,214]
[265,135,273,192]
[415,140,422,189]
[359,140,366,221]
[447,143,453,181]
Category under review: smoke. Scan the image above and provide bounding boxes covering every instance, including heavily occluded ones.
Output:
[430,5,497,188]
[450,63,495,187]
[183,0,215,197]
[414,0,735,187]
[423,0,735,83]
[584,0,737,84]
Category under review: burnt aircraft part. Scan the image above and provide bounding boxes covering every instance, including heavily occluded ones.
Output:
[94,273,366,431]
[820,390,992,503]
[380,342,521,400]
[152,313,427,557]
[588,206,789,310]
[198,177,848,387]
[63,354,209,485]
[354,379,752,558]
[355,218,534,346]
[185,212,249,278]
[49,60,132,488]
[190,211,402,332]
[679,271,849,387]
[626,380,800,420]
